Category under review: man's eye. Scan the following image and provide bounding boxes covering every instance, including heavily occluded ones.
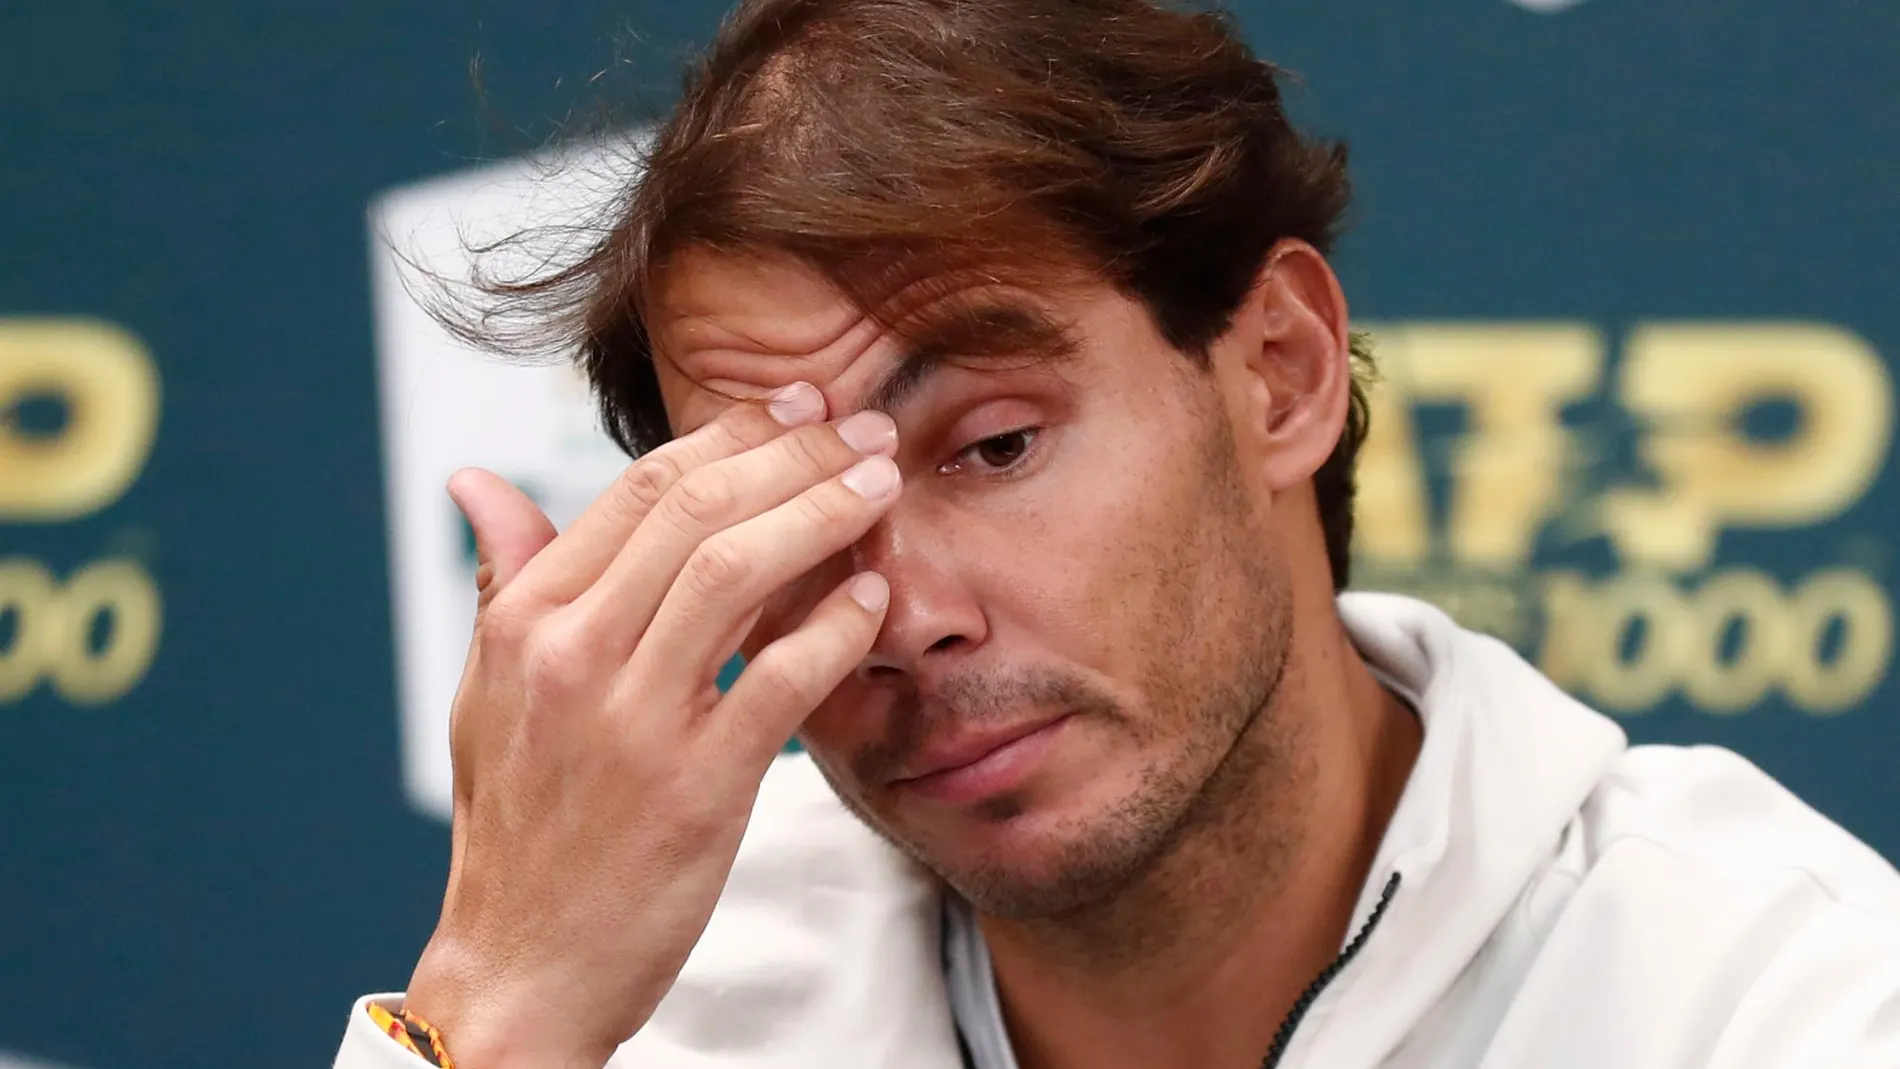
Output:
[944,428,1040,475]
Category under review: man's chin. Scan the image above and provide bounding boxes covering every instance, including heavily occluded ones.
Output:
[934,846,1148,919]
[834,757,1192,915]
[906,807,1168,919]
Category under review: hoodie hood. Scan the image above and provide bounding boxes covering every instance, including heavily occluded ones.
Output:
[1286,593,1628,1066]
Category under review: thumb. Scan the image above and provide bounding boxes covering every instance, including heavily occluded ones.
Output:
[446,468,558,608]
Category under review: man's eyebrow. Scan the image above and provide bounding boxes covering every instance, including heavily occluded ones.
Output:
[859,301,1079,416]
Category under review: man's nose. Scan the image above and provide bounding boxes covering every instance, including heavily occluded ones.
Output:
[848,507,988,678]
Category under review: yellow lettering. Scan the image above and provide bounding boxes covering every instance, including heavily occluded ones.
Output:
[1783,569,1892,715]
[1358,324,1602,570]
[1580,572,1687,712]
[1602,324,1891,571]
[1678,567,1786,713]
[0,319,161,521]
[0,559,58,703]
[0,557,163,705]
[1538,570,1596,696]
[49,559,163,706]
[1540,567,1891,716]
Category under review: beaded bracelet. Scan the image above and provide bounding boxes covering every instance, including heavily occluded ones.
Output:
[366,1003,458,1069]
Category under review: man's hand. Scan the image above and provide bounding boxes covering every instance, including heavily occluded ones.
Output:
[402,382,900,1069]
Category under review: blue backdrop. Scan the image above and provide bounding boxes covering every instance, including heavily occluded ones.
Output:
[2,1,1896,1065]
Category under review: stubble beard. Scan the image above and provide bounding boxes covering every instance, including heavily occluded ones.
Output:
[958,553,1303,961]
[948,598,1293,926]
[818,426,1308,940]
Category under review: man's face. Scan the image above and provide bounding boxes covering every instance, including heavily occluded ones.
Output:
[651,251,1294,917]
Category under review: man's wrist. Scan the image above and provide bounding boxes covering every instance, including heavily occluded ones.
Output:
[404,943,616,1069]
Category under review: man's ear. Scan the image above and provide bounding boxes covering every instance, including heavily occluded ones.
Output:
[1213,238,1353,494]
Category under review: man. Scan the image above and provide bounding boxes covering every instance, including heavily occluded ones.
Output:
[337,0,1900,1065]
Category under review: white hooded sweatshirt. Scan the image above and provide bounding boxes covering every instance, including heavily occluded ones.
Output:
[336,593,1900,1069]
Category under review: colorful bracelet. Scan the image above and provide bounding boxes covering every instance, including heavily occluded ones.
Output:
[366,1003,458,1069]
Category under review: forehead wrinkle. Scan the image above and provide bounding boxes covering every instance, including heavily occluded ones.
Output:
[648,247,887,372]
[656,307,896,401]
[661,300,876,360]
[653,253,1086,424]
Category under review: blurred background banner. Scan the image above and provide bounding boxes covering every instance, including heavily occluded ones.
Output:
[1,0,1895,1065]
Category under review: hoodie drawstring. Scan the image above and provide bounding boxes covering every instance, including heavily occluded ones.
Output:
[1259,871,1403,1069]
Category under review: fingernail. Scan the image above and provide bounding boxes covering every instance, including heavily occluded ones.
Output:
[836,410,897,454]
[841,455,900,500]
[768,382,825,426]
[848,572,891,613]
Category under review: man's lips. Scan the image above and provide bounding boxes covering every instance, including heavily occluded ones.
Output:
[894,715,1067,781]
[889,714,1074,802]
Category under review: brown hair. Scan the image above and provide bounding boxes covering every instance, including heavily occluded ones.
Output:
[446,0,1375,589]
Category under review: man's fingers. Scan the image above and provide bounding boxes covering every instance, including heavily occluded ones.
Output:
[565,411,899,658]
[710,571,890,767]
[625,452,901,689]
[447,468,559,608]
[511,382,829,605]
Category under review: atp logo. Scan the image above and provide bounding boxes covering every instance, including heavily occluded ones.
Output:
[1354,322,1895,717]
